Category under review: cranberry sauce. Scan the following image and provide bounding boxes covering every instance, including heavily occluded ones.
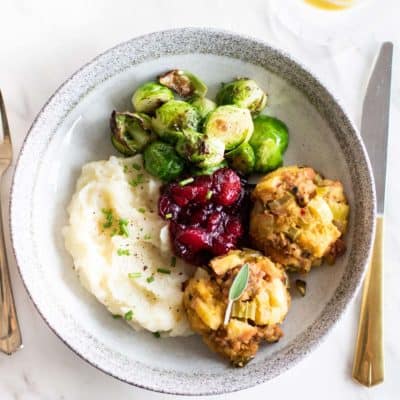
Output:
[158,168,252,265]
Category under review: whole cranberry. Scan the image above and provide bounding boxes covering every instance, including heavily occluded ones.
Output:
[212,168,242,206]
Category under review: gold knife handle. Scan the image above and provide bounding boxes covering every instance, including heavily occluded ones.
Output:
[352,216,384,386]
[0,201,22,354]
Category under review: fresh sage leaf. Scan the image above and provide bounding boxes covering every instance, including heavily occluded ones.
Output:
[224,264,250,325]
[229,264,249,300]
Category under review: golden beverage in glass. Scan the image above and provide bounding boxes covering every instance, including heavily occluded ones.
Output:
[304,0,356,11]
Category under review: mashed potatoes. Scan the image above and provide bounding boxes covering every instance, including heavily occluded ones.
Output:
[63,155,194,336]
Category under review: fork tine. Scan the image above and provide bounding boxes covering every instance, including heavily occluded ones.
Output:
[0,90,12,143]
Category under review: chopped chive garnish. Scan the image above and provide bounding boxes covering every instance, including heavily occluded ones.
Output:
[165,213,173,219]
[179,177,194,186]
[112,314,121,319]
[143,233,151,240]
[124,310,133,321]
[123,165,129,173]
[157,268,171,274]
[138,207,146,213]
[118,219,129,237]
[132,163,141,171]
[153,331,161,338]
[206,190,213,200]
[171,256,176,267]
[130,173,145,187]
[101,208,113,228]
[128,272,142,279]
[117,248,130,256]
[146,276,155,283]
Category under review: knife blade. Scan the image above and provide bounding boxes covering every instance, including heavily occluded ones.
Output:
[361,42,393,213]
[352,42,393,387]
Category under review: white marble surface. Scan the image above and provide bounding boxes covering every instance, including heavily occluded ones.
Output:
[0,0,399,399]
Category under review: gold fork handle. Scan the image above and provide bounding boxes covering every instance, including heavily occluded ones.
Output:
[352,216,384,386]
[0,200,22,354]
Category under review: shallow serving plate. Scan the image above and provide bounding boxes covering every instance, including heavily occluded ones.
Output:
[10,28,375,395]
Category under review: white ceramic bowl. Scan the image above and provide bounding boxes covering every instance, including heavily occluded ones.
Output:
[10,28,375,395]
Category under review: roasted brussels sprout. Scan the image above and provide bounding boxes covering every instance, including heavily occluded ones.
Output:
[249,115,289,173]
[110,111,154,156]
[176,129,225,167]
[131,82,174,114]
[152,100,200,144]
[204,105,253,151]
[143,141,186,181]
[216,78,267,115]
[226,142,255,175]
[159,69,207,98]
[189,96,217,120]
[191,160,228,176]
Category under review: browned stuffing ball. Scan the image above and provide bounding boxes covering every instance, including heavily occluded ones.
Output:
[250,166,349,273]
[183,249,290,367]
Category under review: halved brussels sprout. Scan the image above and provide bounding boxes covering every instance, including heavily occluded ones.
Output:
[110,111,154,156]
[249,115,289,173]
[176,129,225,167]
[131,82,174,114]
[143,141,186,182]
[191,160,228,176]
[204,105,254,151]
[216,78,267,115]
[226,142,255,176]
[189,96,217,120]
[159,69,207,98]
[152,100,200,144]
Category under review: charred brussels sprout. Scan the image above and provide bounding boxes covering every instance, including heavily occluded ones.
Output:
[143,141,186,182]
[152,100,200,144]
[159,69,207,98]
[176,129,225,167]
[110,111,154,156]
[131,82,174,114]
[249,115,289,173]
[204,105,253,151]
[226,142,255,176]
[216,78,267,115]
[189,96,217,120]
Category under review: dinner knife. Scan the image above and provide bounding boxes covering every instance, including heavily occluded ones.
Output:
[352,42,393,387]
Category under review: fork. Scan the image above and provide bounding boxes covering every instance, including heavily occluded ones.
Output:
[0,90,22,354]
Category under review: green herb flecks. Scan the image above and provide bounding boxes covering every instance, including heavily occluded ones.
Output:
[112,314,121,319]
[206,190,213,200]
[130,173,145,187]
[101,208,113,228]
[124,310,134,321]
[132,163,141,171]
[224,264,250,325]
[123,165,129,173]
[128,272,142,279]
[146,276,155,283]
[143,233,152,240]
[152,331,161,338]
[179,177,194,186]
[165,213,172,219]
[171,256,176,268]
[138,207,146,213]
[118,218,129,237]
[117,248,130,256]
[157,268,171,274]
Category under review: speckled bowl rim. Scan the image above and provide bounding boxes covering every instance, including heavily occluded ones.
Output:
[9,28,376,395]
